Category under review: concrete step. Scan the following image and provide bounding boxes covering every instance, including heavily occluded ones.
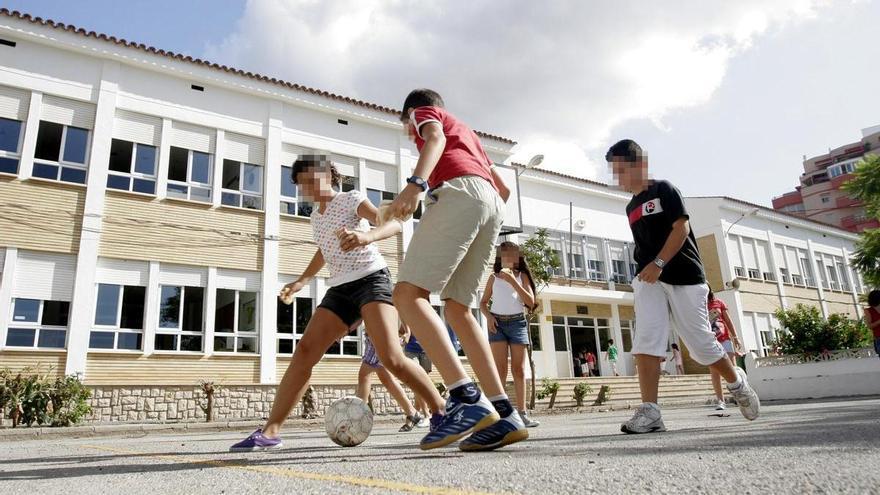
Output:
[509,374,718,410]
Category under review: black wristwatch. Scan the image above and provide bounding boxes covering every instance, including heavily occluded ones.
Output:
[406,176,428,192]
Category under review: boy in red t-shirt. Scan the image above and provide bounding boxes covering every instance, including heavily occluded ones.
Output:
[707,291,743,409]
[866,290,880,359]
[388,88,527,452]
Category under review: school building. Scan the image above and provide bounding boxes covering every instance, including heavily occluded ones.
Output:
[0,9,868,422]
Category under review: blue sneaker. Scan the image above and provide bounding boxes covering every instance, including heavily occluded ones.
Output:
[460,411,529,452]
[420,394,499,450]
[428,412,444,432]
[229,429,283,452]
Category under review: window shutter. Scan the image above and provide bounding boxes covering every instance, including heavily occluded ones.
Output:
[96,258,149,286]
[0,85,30,121]
[725,235,742,267]
[755,241,770,272]
[741,238,758,270]
[112,110,161,146]
[216,268,261,292]
[13,251,77,301]
[158,264,207,286]
[330,153,358,177]
[773,245,787,270]
[280,143,308,167]
[786,247,802,276]
[225,132,265,166]
[365,161,398,192]
[41,95,96,129]
[169,121,214,154]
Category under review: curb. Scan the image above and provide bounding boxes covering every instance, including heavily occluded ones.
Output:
[0,414,411,442]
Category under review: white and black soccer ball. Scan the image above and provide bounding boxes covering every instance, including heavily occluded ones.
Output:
[325,396,373,447]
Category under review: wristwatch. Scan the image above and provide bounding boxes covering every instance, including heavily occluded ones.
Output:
[653,257,666,269]
[406,176,428,192]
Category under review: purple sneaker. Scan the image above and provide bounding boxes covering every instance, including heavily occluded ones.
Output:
[229,429,282,452]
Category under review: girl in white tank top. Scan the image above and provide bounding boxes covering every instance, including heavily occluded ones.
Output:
[480,241,539,427]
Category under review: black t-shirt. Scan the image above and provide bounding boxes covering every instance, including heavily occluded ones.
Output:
[625,180,705,285]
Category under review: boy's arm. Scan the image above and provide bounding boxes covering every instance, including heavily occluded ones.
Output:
[339,201,403,252]
[490,167,511,203]
[638,218,690,284]
[390,123,445,219]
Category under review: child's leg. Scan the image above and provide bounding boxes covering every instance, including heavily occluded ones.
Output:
[375,367,417,417]
[710,368,724,401]
[263,309,348,438]
[356,363,374,403]
[393,283,471,388]
[362,301,445,413]
[490,342,509,386]
[509,344,528,412]
[444,300,505,397]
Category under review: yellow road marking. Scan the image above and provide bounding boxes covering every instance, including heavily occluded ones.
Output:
[81,444,504,495]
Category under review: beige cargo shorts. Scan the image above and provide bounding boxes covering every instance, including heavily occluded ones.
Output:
[398,176,504,307]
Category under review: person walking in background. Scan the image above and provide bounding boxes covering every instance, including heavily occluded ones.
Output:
[586,351,597,377]
[707,290,743,410]
[865,290,880,359]
[671,343,685,375]
[606,339,620,376]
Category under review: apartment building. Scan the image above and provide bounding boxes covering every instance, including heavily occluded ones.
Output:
[772,125,880,233]
[0,9,517,397]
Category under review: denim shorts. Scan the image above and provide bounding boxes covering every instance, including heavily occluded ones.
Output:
[720,339,734,354]
[488,314,529,345]
[318,268,393,327]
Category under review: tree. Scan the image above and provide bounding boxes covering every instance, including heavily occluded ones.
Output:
[519,228,561,409]
[842,153,880,288]
[773,304,871,356]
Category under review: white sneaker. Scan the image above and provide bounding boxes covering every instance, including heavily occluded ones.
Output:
[715,399,726,411]
[727,367,760,421]
[520,410,540,428]
[621,403,666,434]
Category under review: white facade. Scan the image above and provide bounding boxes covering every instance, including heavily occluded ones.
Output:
[686,197,864,356]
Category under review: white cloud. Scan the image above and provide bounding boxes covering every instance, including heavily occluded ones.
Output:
[205,0,835,180]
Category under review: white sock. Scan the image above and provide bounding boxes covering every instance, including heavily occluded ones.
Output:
[448,378,472,390]
[488,394,509,402]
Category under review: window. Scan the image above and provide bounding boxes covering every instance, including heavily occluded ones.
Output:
[279,165,314,217]
[529,321,541,351]
[221,159,263,210]
[89,284,146,350]
[6,298,69,348]
[820,194,831,204]
[552,319,568,352]
[815,259,829,289]
[585,240,605,281]
[156,286,204,352]
[167,146,212,203]
[107,139,157,195]
[837,262,851,292]
[366,188,396,208]
[734,266,746,278]
[277,296,312,354]
[214,289,258,353]
[791,274,804,286]
[569,253,586,279]
[611,259,629,284]
[33,121,90,184]
[800,256,815,287]
[763,272,776,282]
[0,117,24,174]
[620,320,634,353]
[779,267,791,284]
[748,268,761,280]
[327,322,361,356]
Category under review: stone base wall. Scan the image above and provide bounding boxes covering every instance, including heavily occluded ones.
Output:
[0,384,413,426]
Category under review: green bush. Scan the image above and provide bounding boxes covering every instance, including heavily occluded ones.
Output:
[535,378,560,400]
[573,382,592,407]
[0,367,92,427]
[773,305,872,356]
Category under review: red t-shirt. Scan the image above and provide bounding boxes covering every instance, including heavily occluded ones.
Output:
[707,298,729,342]
[867,307,880,338]
[411,106,497,191]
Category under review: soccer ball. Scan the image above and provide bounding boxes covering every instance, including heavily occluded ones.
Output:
[325,396,373,447]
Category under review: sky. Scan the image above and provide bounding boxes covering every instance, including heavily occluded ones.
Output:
[5,0,879,205]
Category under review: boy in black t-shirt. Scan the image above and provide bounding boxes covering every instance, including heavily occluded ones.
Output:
[607,139,760,434]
